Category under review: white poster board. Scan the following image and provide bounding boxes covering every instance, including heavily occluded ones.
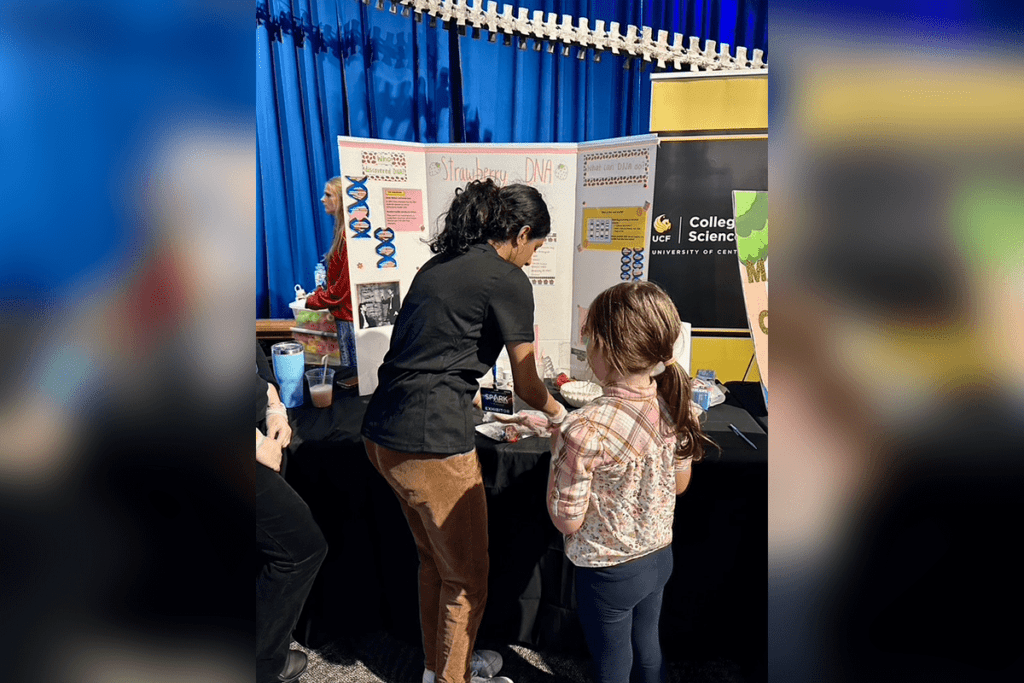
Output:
[336,135,658,395]
[337,140,433,394]
[423,144,579,377]
[570,137,661,379]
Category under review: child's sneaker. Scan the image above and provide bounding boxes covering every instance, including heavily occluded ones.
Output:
[471,678,513,683]
[470,650,503,678]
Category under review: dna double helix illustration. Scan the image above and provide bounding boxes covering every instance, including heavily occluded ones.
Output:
[631,248,645,280]
[618,247,645,281]
[345,176,372,239]
[374,226,397,269]
[619,247,632,280]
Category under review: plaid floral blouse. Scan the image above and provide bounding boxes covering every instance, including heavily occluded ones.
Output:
[548,382,692,568]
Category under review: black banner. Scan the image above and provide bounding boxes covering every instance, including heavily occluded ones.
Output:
[647,136,768,330]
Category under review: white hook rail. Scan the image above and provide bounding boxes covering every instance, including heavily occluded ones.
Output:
[386,0,766,71]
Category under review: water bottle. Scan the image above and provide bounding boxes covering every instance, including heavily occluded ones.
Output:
[693,385,710,411]
[271,342,306,408]
[314,262,327,289]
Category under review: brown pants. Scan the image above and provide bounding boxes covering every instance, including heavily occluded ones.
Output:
[364,439,489,683]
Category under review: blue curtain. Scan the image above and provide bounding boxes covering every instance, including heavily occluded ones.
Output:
[257,0,768,317]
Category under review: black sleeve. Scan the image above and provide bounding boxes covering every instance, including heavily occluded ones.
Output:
[256,342,275,425]
[257,341,276,386]
[490,267,535,345]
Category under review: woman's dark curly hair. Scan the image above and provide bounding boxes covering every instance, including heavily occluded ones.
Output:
[430,179,551,257]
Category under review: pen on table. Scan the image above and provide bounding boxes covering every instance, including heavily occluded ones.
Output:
[728,423,757,450]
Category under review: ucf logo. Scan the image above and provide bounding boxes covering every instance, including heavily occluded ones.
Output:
[652,214,673,242]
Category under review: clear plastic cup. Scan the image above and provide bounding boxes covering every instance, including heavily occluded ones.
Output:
[305,368,335,408]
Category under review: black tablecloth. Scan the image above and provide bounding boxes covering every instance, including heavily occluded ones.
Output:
[282,375,766,671]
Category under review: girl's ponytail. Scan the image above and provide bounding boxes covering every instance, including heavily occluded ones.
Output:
[655,362,718,463]
[585,281,719,463]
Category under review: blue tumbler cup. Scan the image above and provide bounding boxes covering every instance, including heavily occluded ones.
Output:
[271,342,305,408]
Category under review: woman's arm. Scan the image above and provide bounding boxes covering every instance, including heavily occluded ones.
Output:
[266,381,284,409]
[305,283,345,310]
[265,382,292,447]
[305,250,351,315]
[506,342,564,421]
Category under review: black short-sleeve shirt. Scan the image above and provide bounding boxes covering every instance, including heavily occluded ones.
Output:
[361,243,535,454]
[256,341,277,425]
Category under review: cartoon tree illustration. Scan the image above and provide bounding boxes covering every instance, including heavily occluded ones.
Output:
[734,191,768,265]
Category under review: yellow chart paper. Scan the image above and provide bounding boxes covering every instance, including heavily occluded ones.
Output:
[581,206,648,251]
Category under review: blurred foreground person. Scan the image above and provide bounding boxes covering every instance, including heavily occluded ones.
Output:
[770,19,1024,679]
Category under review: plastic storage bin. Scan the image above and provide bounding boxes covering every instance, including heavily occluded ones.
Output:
[288,300,337,334]
[290,327,340,366]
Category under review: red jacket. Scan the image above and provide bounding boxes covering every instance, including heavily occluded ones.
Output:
[304,240,353,322]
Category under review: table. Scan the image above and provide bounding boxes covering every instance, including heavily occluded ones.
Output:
[282,375,766,672]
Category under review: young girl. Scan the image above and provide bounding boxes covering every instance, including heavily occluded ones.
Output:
[305,176,357,368]
[547,281,717,683]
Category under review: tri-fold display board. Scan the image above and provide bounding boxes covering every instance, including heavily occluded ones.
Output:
[336,134,660,394]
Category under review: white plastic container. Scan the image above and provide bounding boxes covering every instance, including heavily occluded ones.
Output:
[559,381,604,408]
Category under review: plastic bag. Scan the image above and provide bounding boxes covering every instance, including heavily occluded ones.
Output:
[691,377,726,409]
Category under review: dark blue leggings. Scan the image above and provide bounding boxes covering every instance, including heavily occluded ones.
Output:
[575,545,674,683]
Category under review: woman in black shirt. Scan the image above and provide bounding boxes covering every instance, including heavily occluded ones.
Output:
[362,179,566,683]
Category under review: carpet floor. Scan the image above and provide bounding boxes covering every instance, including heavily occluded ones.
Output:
[291,631,750,683]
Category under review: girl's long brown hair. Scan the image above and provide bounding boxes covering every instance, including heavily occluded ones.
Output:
[324,176,346,262]
[583,281,719,462]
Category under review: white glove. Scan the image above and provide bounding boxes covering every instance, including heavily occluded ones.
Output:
[256,431,283,472]
[485,410,554,437]
[265,402,292,447]
[548,402,568,426]
[486,402,567,438]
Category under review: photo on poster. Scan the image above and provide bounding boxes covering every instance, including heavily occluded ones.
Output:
[357,282,402,329]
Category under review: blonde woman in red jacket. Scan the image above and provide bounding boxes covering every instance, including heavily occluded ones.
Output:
[305,176,356,368]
